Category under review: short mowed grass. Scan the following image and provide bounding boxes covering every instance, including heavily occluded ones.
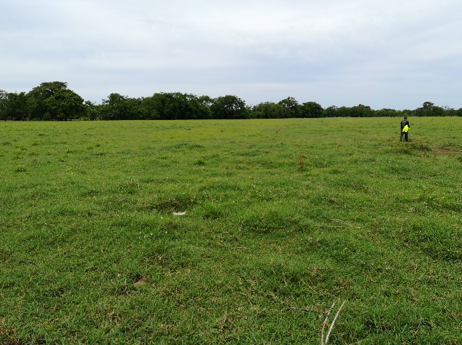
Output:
[1,118,461,344]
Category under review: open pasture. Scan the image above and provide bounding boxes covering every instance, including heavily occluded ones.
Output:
[1,118,461,344]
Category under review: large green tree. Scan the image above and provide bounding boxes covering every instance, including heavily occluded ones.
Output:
[43,89,86,120]
[415,101,445,117]
[26,81,68,120]
[0,89,7,121]
[278,97,299,118]
[350,104,373,117]
[6,92,28,120]
[145,93,186,120]
[323,105,339,118]
[150,92,211,120]
[376,108,399,117]
[299,101,323,118]
[185,94,213,119]
[84,101,102,121]
[211,95,249,119]
[100,93,142,120]
[251,102,283,118]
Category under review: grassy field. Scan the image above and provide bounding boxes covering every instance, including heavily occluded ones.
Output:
[1,118,461,344]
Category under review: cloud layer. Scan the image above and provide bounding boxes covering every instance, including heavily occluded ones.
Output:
[2,0,462,109]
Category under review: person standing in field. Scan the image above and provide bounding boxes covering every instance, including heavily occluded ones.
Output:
[400,116,410,142]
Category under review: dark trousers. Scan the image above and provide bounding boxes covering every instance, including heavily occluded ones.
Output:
[400,131,409,141]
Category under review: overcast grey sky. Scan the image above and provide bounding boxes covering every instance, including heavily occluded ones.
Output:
[1,0,462,109]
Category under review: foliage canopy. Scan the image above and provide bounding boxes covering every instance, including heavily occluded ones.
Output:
[1,82,461,121]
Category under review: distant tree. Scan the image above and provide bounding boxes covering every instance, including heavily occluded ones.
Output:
[84,101,102,120]
[414,101,433,117]
[376,108,398,117]
[140,92,205,120]
[186,94,212,119]
[432,106,445,117]
[26,81,68,120]
[386,108,399,117]
[143,98,155,119]
[211,95,248,119]
[43,89,86,120]
[140,96,161,120]
[6,92,28,120]
[323,105,339,118]
[100,93,142,120]
[147,93,169,120]
[414,101,444,117]
[278,97,299,118]
[251,102,283,118]
[198,95,214,108]
[350,104,373,117]
[124,97,143,120]
[197,95,214,119]
[163,93,187,120]
[442,106,457,117]
[0,89,7,120]
[299,101,323,118]
[144,92,185,120]
[336,106,351,117]
[375,109,387,117]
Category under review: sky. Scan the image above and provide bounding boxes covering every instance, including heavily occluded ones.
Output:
[1,0,462,110]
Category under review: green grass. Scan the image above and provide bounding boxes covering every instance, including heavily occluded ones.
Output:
[1,118,461,344]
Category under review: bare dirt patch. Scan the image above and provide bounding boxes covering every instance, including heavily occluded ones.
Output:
[430,147,462,153]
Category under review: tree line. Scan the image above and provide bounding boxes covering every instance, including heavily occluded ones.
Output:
[1,81,461,121]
